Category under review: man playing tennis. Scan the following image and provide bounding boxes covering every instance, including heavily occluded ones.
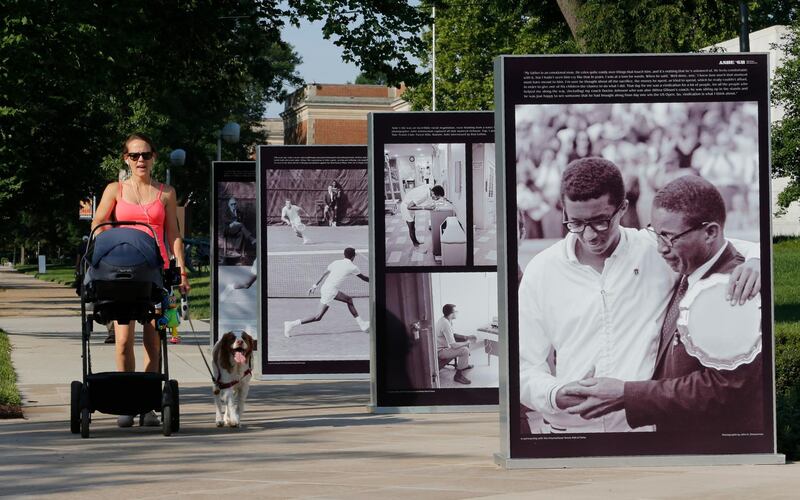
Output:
[281,199,310,245]
[283,247,370,337]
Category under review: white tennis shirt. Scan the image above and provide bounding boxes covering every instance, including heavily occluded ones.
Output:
[323,258,360,291]
[518,227,757,433]
[401,184,432,207]
[281,205,302,225]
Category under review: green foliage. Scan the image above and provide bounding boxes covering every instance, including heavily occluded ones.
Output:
[772,238,800,459]
[0,329,23,411]
[355,71,389,86]
[773,22,800,212]
[287,0,431,87]
[406,1,577,111]
[578,1,735,52]
[1,1,302,257]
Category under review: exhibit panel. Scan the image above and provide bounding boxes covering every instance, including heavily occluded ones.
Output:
[257,145,370,378]
[211,161,258,349]
[494,54,783,466]
[369,111,500,412]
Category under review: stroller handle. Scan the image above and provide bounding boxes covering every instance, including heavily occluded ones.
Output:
[89,220,160,243]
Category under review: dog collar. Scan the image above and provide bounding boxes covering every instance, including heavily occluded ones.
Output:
[215,368,252,389]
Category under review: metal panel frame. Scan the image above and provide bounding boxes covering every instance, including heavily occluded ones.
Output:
[492,53,783,467]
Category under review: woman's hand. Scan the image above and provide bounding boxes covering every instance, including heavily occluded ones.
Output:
[180,273,191,295]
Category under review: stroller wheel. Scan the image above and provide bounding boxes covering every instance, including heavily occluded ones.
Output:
[168,380,180,433]
[80,408,90,438]
[162,405,172,436]
[70,381,81,434]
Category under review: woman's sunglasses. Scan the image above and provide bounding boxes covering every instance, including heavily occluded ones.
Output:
[126,152,154,161]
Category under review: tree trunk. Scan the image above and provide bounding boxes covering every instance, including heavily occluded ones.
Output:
[557,0,583,42]
[20,245,26,266]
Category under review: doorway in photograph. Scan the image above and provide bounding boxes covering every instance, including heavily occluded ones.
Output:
[384,271,499,390]
[472,143,497,266]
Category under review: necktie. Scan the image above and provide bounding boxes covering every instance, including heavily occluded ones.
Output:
[662,275,689,338]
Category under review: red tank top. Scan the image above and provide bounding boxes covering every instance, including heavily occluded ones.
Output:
[114,181,170,268]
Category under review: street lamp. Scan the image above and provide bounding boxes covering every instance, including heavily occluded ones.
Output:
[217,122,240,161]
[168,148,186,186]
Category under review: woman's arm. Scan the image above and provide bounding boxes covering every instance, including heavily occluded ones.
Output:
[91,182,118,233]
[164,186,190,294]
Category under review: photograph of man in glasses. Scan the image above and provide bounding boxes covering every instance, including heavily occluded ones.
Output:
[516,156,760,434]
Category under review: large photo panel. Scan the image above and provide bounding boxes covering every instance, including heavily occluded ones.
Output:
[257,145,370,377]
[496,54,778,463]
[212,161,258,347]
[370,111,499,410]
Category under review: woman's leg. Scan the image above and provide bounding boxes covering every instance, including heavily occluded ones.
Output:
[142,320,160,373]
[114,321,136,372]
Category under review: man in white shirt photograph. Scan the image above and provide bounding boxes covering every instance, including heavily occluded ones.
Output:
[436,304,478,385]
[400,184,445,248]
[283,247,370,337]
[517,157,760,433]
[281,199,310,245]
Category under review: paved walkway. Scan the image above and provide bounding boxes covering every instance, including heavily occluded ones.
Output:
[1,266,799,499]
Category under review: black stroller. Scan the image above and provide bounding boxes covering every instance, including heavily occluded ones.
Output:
[71,221,180,437]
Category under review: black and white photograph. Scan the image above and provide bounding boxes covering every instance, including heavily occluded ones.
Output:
[260,145,370,375]
[472,143,498,266]
[497,54,774,460]
[384,143,468,267]
[515,101,764,435]
[384,272,499,390]
[214,169,259,344]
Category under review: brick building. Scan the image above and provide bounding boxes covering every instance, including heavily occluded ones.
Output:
[280,83,410,145]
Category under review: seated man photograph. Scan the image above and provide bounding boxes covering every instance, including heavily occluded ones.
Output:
[436,304,477,385]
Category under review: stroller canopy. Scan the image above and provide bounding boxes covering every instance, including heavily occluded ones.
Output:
[89,227,163,269]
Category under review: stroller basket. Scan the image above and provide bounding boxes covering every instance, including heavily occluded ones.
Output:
[85,371,164,416]
[83,227,164,325]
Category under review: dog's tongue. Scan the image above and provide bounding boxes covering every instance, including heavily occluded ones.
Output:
[234,352,247,364]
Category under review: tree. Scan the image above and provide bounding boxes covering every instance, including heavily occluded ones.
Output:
[399,1,797,112]
[405,1,577,111]
[772,22,800,213]
[287,0,431,87]
[355,71,389,85]
[0,1,301,259]
[573,0,794,53]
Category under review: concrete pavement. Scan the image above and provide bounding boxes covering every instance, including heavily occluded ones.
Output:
[1,266,800,499]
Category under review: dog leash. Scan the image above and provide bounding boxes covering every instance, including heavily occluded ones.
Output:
[185,314,216,384]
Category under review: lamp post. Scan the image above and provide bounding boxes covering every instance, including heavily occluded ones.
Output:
[216,122,241,161]
[168,148,186,186]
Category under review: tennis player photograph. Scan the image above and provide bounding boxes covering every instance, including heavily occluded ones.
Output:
[384,143,468,267]
[513,101,765,435]
[263,167,369,364]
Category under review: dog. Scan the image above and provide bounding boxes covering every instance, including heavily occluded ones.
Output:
[212,331,255,428]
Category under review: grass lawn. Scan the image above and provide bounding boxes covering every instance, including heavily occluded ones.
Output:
[187,273,210,320]
[15,263,76,286]
[0,329,23,418]
[773,237,800,338]
[13,263,211,321]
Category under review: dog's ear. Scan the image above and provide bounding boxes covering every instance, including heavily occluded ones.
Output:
[218,332,235,371]
[242,332,256,352]
[242,332,256,366]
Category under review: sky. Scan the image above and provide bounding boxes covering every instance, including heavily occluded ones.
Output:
[264,19,361,118]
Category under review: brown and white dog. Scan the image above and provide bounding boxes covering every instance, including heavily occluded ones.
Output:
[212,331,255,428]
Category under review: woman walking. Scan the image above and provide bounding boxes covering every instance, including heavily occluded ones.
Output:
[92,132,191,428]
